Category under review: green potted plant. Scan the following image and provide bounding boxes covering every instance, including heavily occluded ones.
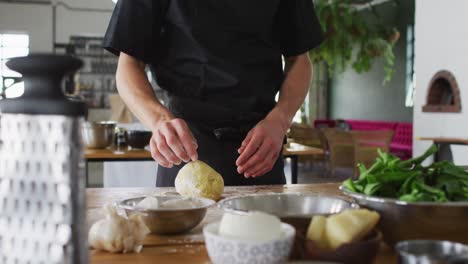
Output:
[310,0,400,83]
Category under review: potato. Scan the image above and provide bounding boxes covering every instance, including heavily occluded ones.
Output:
[325,209,380,249]
[306,216,329,249]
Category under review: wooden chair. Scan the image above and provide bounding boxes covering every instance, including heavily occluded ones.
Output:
[287,123,327,170]
[288,123,325,149]
[351,130,394,177]
[322,128,355,176]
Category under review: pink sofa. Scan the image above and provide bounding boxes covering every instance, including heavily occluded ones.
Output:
[389,123,413,160]
[344,120,398,131]
[314,119,336,129]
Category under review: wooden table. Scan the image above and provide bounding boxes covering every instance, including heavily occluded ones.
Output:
[88,183,396,264]
[85,148,154,162]
[283,142,324,184]
[84,142,324,185]
[417,137,468,162]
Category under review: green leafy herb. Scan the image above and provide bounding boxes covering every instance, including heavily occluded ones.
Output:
[344,145,468,202]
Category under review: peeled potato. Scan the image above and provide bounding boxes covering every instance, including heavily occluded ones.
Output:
[175,160,224,201]
[325,209,380,249]
[306,216,329,249]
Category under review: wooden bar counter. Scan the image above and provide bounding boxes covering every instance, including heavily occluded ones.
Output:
[88,183,396,264]
[84,142,324,185]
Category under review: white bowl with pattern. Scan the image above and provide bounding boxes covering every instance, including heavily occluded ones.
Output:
[203,222,295,264]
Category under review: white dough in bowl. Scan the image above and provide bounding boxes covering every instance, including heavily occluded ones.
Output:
[136,196,204,210]
[160,198,202,209]
[219,211,282,241]
[136,196,160,210]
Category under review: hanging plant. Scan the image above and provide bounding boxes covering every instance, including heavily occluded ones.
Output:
[310,0,400,83]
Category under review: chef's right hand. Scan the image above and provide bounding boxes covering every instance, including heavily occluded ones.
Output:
[150,118,198,168]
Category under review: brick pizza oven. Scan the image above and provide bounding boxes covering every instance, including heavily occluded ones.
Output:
[422,70,461,113]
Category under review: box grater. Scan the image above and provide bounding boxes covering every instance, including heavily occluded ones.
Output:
[0,54,87,264]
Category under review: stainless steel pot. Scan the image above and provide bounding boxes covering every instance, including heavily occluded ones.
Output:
[82,121,116,149]
[396,240,468,264]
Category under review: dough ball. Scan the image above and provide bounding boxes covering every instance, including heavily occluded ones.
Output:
[175,160,224,201]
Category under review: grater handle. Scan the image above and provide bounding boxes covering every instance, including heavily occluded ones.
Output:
[0,54,86,116]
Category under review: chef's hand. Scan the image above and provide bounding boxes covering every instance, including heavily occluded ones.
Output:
[150,118,198,168]
[236,113,289,178]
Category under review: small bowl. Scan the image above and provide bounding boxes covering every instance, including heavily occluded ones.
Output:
[82,121,117,149]
[396,240,468,264]
[117,196,216,235]
[297,229,382,264]
[203,222,296,264]
[125,130,152,149]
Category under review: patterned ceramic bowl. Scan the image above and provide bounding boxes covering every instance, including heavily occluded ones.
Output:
[203,222,296,264]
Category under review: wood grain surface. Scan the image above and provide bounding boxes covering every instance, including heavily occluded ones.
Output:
[85,142,324,161]
[87,183,396,264]
[417,137,468,145]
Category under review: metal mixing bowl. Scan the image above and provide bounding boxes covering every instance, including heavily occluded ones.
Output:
[341,186,468,246]
[218,193,357,235]
[218,193,357,217]
[82,121,116,149]
[396,240,468,264]
[218,193,358,260]
[117,196,216,235]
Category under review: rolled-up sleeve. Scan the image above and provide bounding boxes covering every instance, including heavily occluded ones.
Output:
[277,0,324,57]
[103,0,167,63]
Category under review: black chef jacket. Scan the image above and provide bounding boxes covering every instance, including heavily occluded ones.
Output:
[103,0,323,187]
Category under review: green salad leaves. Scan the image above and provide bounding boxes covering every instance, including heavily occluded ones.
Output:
[343,145,468,202]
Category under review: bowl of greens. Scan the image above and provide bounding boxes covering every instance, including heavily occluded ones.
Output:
[341,145,468,246]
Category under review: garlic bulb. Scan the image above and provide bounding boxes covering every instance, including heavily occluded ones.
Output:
[88,204,150,253]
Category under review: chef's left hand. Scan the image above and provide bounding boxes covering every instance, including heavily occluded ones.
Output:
[236,114,289,178]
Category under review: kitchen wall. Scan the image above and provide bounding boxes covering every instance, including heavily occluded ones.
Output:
[413,0,468,164]
[328,0,414,122]
[0,0,116,186]
[0,0,114,123]
[55,1,114,44]
[0,0,113,52]
[0,3,52,52]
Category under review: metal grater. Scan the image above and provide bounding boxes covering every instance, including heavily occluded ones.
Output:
[0,54,87,264]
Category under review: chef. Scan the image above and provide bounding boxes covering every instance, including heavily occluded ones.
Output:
[103,0,323,187]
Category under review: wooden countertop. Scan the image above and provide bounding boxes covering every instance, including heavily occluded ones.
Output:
[88,183,395,264]
[85,142,324,161]
[417,137,468,145]
[283,142,324,156]
[85,148,153,161]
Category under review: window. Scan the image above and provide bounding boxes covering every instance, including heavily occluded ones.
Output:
[0,33,29,98]
[405,25,415,107]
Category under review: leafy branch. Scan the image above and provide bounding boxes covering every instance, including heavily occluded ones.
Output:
[310,0,400,83]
